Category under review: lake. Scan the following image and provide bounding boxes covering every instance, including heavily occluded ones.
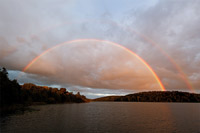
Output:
[0,102,200,133]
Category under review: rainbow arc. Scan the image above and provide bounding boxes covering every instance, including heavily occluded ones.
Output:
[22,39,166,91]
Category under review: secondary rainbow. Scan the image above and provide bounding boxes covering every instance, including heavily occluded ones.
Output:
[31,20,193,92]
[23,38,166,91]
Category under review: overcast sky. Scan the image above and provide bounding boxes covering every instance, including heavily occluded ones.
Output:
[0,0,200,98]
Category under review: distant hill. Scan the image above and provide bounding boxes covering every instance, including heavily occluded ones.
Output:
[93,91,200,102]
[93,96,121,101]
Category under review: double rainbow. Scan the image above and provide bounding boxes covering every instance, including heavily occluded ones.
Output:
[22,39,166,91]
[27,19,194,92]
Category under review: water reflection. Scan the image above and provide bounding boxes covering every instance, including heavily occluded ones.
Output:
[1,102,200,133]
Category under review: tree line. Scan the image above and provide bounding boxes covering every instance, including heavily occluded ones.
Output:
[0,67,88,115]
[115,91,200,102]
[94,91,200,102]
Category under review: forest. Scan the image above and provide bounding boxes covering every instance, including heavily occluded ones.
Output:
[0,67,88,115]
[94,91,200,102]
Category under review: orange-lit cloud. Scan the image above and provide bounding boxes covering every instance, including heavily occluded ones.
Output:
[21,41,162,91]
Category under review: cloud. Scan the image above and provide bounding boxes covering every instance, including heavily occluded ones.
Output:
[124,0,200,90]
[0,37,18,59]
[19,42,161,90]
[1,0,200,98]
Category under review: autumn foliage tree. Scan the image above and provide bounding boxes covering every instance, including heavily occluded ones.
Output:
[0,67,88,115]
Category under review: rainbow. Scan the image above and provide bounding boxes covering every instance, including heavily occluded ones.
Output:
[30,19,194,92]
[129,30,194,92]
[22,39,166,91]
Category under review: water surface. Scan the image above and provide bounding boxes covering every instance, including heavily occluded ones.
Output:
[1,102,200,133]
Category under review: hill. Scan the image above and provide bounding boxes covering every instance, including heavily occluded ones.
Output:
[93,96,121,101]
[93,91,200,102]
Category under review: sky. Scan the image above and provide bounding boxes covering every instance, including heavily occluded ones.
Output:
[0,0,200,98]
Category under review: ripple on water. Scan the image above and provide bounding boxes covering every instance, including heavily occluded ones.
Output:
[0,102,200,133]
